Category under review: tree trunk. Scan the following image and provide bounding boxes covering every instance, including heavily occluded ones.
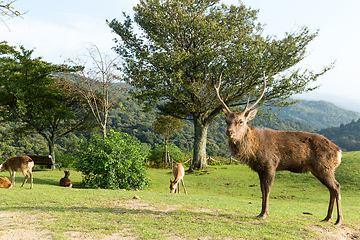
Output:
[48,140,56,163]
[164,138,168,166]
[103,124,107,139]
[190,115,209,170]
[102,108,108,139]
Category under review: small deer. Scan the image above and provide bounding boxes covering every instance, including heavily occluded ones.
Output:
[215,72,343,225]
[0,177,11,188]
[0,155,34,189]
[170,163,187,194]
[60,170,73,188]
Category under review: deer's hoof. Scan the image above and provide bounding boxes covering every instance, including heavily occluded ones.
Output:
[321,217,331,222]
[256,214,266,219]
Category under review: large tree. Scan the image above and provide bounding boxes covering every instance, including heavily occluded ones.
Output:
[0,41,96,161]
[108,0,332,170]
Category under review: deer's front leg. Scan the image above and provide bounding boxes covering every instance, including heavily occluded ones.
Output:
[257,171,275,219]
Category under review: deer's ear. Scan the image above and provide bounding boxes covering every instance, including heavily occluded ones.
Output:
[245,108,258,121]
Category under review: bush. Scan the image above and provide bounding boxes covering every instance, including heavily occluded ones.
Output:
[75,130,150,190]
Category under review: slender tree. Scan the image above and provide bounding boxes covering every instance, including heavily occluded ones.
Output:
[153,114,185,165]
[108,0,332,170]
[0,41,96,161]
[1,0,26,29]
[65,44,123,138]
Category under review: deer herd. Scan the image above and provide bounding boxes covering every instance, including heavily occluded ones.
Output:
[0,72,344,225]
[0,155,72,189]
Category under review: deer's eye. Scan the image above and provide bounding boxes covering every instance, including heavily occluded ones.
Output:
[238,120,244,125]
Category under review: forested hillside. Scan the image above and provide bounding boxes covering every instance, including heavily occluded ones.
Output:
[318,119,360,152]
[2,91,360,161]
[0,92,316,160]
[276,100,360,129]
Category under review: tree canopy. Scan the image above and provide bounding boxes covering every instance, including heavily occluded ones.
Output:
[0,41,96,160]
[153,114,185,165]
[108,0,332,169]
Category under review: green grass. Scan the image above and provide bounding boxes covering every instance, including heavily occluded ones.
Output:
[0,151,359,239]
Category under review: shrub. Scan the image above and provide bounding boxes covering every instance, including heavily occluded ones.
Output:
[75,130,149,190]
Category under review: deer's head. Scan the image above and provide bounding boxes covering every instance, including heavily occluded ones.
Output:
[64,170,70,177]
[215,72,266,140]
[169,179,177,193]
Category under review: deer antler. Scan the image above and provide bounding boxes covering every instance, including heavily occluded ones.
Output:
[215,71,267,113]
[214,74,231,113]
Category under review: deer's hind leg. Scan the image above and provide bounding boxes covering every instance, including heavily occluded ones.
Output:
[311,169,343,225]
[28,168,33,189]
[20,170,29,188]
[9,170,15,188]
[181,179,187,194]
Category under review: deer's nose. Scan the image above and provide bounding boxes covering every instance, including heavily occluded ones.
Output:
[226,130,234,137]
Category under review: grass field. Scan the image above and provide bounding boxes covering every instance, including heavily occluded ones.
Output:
[0,151,359,239]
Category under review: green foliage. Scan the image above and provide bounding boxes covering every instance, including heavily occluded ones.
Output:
[147,143,187,168]
[75,130,149,190]
[318,119,360,151]
[153,114,185,143]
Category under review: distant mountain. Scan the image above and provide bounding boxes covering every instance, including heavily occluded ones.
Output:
[293,92,360,112]
[276,100,360,129]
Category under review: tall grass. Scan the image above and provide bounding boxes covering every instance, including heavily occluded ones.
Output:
[0,152,359,239]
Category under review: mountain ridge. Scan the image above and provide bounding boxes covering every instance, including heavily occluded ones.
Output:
[276,99,360,129]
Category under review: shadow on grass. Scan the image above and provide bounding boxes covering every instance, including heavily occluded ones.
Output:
[0,204,259,224]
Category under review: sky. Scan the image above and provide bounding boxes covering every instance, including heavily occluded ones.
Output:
[1,0,360,110]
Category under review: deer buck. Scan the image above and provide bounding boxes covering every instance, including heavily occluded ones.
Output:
[0,155,34,189]
[214,72,343,225]
[170,163,187,194]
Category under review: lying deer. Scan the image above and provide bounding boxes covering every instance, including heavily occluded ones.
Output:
[0,177,11,188]
[60,170,73,187]
[0,155,34,189]
[215,72,343,225]
[170,163,187,194]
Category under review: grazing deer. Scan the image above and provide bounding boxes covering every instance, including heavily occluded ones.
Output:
[170,163,187,194]
[0,156,34,189]
[0,177,11,188]
[60,170,73,188]
[214,72,343,225]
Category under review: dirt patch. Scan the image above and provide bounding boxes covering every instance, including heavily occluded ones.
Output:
[311,224,360,240]
[110,199,183,213]
[0,229,53,240]
[0,212,52,240]
[66,231,136,240]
